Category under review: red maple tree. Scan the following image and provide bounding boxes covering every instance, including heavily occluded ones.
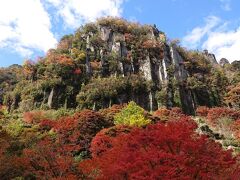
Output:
[81,118,238,179]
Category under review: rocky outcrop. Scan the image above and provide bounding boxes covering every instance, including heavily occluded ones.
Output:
[203,50,218,64]
[219,58,230,67]
[81,23,219,114]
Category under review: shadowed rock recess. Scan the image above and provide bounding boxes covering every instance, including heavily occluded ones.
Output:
[1,17,234,115]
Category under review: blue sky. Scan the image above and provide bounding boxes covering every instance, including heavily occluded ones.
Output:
[0,0,240,67]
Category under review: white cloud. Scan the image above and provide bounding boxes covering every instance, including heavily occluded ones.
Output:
[183,16,240,62]
[202,28,240,61]
[0,0,124,59]
[45,0,124,28]
[220,0,231,11]
[0,0,57,57]
[182,16,220,48]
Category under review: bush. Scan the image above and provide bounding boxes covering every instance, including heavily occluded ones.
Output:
[153,107,185,121]
[80,118,238,179]
[206,107,240,127]
[5,120,24,137]
[20,137,84,179]
[0,129,24,179]
[90,126,132,158]
[0,105,8,119]
[23,110,47,124]
[114,101,151,127]
[196,106,210,117]
[99,104,125,125]
[230,119,240,139]
[53,110,113,156]
[153,108,170,121]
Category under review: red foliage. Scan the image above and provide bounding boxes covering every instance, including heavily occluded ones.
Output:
[39,119,57,131]
[153,107,185,121]
[47,110,113,155]
[230,119,240,139]
[73,68,82,75]
[21,137,84,179]
[53,117,81,153]
[80,118,238,179]
[90,126,132,158]
[206,107,240,127]
[196,106,210,117]
[153,108,171,121]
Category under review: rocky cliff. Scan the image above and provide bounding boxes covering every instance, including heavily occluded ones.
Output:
[79,19,220,114]
[1,17,229,115]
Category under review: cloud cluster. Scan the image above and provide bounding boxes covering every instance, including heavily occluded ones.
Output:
[182,16,240,62]
[203,27,240,61]
[0,0,124,58]
[182,16,220,49]
[0,0,57,57]
[45,0,124,28]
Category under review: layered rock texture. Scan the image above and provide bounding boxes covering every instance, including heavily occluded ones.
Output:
[1,17,235,115]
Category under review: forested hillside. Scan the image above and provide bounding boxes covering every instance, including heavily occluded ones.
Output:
[0,17,240,179]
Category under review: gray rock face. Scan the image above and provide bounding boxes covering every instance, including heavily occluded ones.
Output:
[219,58,230,67]
[47,88,54,109]
[203,50,218,64]
[86,25,218,114]
[170,45,195,114]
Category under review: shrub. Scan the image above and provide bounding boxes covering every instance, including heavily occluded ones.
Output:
[74,109,113,137]
[23,110,47,124]
[53,110,112,156]
[206,107,240,127]
[225,83,240,108]
[230,119,240,139]
[0,129,24,179]
[39,119,57,131]
[21,137,85,179]
[44,108,75,120]
[90,126,132,158]
[99,104,125,125]
[153,108,170,121]
[5,120,24,137]
[196,106,210,117]
[114,101,151,127]
[0,105,8,119]
[153,107,185,121]
[80,118,238,179]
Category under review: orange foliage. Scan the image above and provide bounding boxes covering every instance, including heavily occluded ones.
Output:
[23,111,46,124]
[225,83,240,108]
[153,107,185,121]
[90,61,101,70]
[206,107,240,127]
[230,119,240,139]
[46,50,74,66]
[196,106,210,117]
[142,39,162,50]
[23,60,35,76]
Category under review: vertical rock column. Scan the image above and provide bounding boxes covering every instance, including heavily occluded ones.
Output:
[170,45,195,115]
